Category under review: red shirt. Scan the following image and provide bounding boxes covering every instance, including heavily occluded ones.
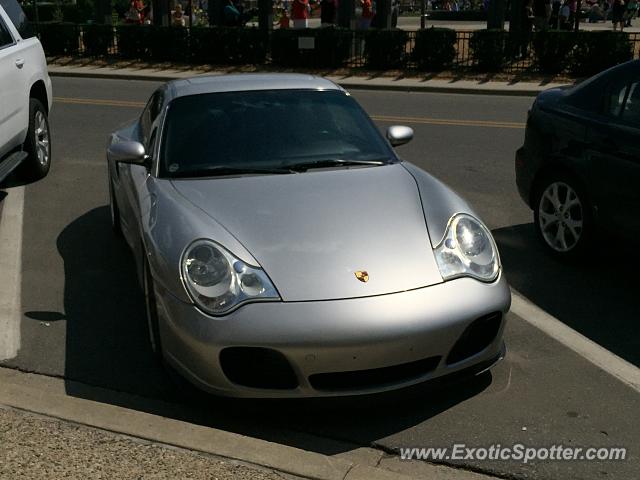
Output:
[292,0,310,19]
[361,0,373,18]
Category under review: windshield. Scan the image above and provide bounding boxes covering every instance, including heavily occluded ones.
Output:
[159,89,396,178]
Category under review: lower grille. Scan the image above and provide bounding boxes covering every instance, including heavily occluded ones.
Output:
[446,312,503,365]
[309,356,441,392]
[220,347,298,390]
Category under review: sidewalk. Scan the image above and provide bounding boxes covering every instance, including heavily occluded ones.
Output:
[0,367,500,480]
[0,406,293,480]
[47,63,571,96]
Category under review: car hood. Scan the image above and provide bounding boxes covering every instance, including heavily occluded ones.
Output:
[170,164,443,302]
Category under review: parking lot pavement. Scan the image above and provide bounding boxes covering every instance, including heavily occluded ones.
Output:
[0,77,638,480]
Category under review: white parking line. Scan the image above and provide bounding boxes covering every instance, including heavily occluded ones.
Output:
[0,187,24,361]
[511,289,640,394]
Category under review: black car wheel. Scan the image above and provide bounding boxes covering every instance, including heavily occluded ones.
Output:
[18,99,51,181]
[534,174,593,257]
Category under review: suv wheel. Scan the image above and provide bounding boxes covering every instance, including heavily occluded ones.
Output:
[534,174,593,258]
[19,99,51,181]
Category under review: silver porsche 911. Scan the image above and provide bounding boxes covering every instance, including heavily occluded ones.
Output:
[107,74,510,398]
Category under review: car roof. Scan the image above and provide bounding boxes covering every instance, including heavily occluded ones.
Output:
[166,74,344,100]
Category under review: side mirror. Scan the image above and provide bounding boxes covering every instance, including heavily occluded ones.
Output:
[386,125,414,147]
[108,141,149,166]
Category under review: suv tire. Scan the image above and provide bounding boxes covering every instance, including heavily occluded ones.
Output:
[18,98,51,181]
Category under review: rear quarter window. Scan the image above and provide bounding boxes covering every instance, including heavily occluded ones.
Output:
[0,0,35,39]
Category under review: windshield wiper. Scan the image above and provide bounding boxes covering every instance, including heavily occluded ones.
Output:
[170,165,294,178]
[286,159,387,172]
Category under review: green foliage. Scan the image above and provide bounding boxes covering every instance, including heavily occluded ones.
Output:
[469,28,508,72]
[190,27,268,65]
[569,31,633,76]
[363,29,408,69]
[82,24,113,56]
[412,27,456,71]
[532,30,577,74]
[37,23,79,55]
[270,28,352,68]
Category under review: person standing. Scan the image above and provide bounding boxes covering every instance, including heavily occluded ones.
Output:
[532,0,551,30]
[291,0,310,28]
[357,0,373,29]
[612,0,626,30]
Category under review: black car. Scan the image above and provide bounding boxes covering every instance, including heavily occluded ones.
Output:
[516,60,640,257]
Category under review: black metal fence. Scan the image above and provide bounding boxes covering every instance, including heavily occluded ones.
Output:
[34,23,640,74]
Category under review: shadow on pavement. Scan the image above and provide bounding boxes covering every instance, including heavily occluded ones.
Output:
[55,206,492,455]
[494,223,639,367]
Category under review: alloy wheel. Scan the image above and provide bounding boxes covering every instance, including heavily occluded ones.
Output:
[537,181,584,253]
[34,111,50,167]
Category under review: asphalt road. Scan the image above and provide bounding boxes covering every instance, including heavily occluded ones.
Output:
[0,77,638,480]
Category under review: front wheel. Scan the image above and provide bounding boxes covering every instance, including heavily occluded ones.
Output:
[534,174,593,258]
[18,99,51,182]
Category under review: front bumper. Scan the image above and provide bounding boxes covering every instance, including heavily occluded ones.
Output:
[155,275,511,398]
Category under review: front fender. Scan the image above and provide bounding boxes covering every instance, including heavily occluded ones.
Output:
[402,162,481,247]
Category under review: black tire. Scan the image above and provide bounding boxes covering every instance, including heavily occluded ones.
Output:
[18,99,51,182]
[533,172,594,259]
[143,259,163,362]
[108,178,123,237]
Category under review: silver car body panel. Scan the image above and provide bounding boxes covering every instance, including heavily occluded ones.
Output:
[171,164,443,302]
[165,74,343,101]
[401,162,480,247]
[107,73,510,398]
[156,274,510,398]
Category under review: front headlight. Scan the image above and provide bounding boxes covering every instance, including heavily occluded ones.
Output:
[181,240,279,315]
[434,214,500,282]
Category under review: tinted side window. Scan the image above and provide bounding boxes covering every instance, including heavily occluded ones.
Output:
[0,0,34,38]
[621,80,640,127]
[140,90,164,144]
[0,16,13,47]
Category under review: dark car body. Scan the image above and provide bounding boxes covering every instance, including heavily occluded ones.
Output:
[516,60,640,247]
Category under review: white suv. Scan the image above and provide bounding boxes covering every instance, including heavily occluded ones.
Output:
[0,0,52,183]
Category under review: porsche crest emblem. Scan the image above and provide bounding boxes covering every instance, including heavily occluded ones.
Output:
[355,271,369,283]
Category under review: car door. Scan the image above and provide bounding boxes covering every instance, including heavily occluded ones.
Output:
[117,89,164,246]
[584,74,640,237]
[0,10,23,158]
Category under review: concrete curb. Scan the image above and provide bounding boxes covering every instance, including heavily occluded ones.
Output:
[0,366,503,480]
[47,66,569,96]
[0,367,410,480]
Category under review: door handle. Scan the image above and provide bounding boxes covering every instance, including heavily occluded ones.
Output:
[15,58,24,69]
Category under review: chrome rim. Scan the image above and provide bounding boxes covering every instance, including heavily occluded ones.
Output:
[538,181,584,252]
[34,111,50,167]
